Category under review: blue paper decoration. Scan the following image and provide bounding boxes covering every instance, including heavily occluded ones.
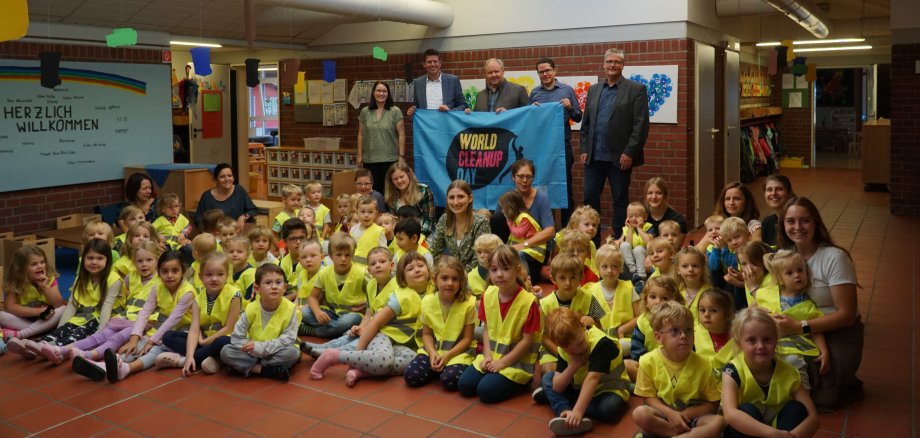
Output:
[628,73,673,117]
[190,47,212,76]
[322,60,336,83]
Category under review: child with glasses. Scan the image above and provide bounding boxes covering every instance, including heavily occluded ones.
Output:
[633,301,725,438]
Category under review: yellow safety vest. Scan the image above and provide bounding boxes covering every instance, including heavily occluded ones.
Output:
[473,286,541,384]
[152,215,190,249]
[508,213,546,263]
[189,260,205,293]
[747,273,777,299]
[311,204,331,230]
[316,264,367,315]
[637,313,659,353]
[728,356,801,425]
[152,280,196,330]
[232,265,256,305]
[366,276,399,306]
[640,349,719,410]
[354,223,385,265]
[273,210,296,231]
[197,283,239,337]
[621,222,653,248]
[394,244,432,266]
[370,284,423,347]
[123,273,161,322]
[589,280,635,338]
[693,325,740,375]
[280,254,302,286]
[296,268,322,307]
[588,240,598,276]
[558,326,630,401]
[682,286,705,325]
[538,287,600,364]
[68,272,121,327]
[244,298,301,342]
[418,293,477,366]
[756,287,823,357]
[16,278,55,308]
[466,266,488,298]
[112,256,134,279]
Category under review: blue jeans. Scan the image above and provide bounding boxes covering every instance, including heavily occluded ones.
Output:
[162,330,231,367]
[583,159,632,239]
[457,365,528,404]
[541,371,627,421]
[301,308,363,338]
[723,400,807,438]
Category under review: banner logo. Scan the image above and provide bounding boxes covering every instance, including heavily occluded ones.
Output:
[446,127,524,188]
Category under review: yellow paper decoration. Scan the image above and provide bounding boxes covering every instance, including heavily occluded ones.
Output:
[781,40,795,62]
[0,0,29,43]
[806,63,817,82]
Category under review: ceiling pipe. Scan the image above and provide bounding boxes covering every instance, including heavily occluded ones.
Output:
[715,0,829,38]
[262,0,454,28]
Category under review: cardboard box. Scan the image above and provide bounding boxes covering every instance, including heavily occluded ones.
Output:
[56,213,102,229]
[0,236,56,272]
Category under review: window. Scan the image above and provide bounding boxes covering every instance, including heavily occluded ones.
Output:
[248,66,279,138]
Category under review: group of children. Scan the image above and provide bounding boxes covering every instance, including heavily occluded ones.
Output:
[0,172,825,437]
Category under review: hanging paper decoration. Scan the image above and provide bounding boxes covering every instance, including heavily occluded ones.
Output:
[775,46,788,69]
[790,56,807,76]
[781,40,794,62]
[106,28,137,47]
[322,60,336,83]
[0,0,29,43]
[281,58,300,86]
[768,49,777,76]
[190,47,212,76]
[245,58,260,87]
[805,63,817,82]
[373,46,388,61]
[39,51,62,89]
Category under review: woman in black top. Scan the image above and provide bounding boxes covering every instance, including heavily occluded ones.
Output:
[760,174,795,246]
[194,163,258,230]
[643,177,687,235]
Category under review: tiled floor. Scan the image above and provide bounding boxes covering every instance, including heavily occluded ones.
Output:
[1,167,915,437]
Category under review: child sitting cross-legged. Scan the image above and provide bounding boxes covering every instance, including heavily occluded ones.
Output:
[632,301,725,438]
[219,263,301,381]
[301,232,367,338]
[540,307,631,436]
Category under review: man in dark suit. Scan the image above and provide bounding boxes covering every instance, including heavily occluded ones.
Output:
[470,58,529,113]
[407,48,467,116]
[580,48,650,239]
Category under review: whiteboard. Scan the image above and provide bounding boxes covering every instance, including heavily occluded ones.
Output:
[0,60,172,192]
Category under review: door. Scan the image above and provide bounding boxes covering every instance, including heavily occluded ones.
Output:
[695,43,716,226]
[724,50,741,184]
[189,64,232,165]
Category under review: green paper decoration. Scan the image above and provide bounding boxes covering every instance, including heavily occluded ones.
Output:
[373,46,388,61]
[106,28,138,47]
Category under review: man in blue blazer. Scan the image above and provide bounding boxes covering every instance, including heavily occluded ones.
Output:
[407,48,468,116]
[579,48,650,240]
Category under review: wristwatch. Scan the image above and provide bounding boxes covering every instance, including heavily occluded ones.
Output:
[800,320,811,334]
[523,241,530,248]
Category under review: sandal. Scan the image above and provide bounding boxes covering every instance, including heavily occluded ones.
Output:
[155,352,182,369]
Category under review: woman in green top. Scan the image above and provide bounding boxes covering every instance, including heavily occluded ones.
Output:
[358,81,405,194]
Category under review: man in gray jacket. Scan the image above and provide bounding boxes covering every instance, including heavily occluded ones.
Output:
[470,58,529,113]
[580,48,650,239]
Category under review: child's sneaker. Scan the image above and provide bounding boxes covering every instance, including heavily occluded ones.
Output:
[548,417,593,436]
[72,356,106,381]
[6,338,36,360]
[532,387,548,404]
[155,352,182,369]
[201,357,222,374]
[261,365,290,381]
[1,328,18,341]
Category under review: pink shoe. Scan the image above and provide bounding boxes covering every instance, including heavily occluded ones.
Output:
[22,339,42,358]
[1,328,18,341]
[40,343,65,365]
[345,366,371,387]
[6,338,36,360]
[309,348,340,380]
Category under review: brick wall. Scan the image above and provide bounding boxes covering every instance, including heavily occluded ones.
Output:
[281,40,698,228]
[890,43,920,215]
[0,41,164,234]
[771,73,813,165]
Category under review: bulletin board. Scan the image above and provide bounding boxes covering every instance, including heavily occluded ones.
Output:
[0,59,172,192]
[201,90,222,138]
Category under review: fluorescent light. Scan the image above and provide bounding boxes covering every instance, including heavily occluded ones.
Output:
[756,38,866,47]
[170,40,223,48]
[258,67,278,71]
[794,45,872,53]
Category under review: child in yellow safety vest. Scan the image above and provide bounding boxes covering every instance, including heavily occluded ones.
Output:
[301,233,367,339]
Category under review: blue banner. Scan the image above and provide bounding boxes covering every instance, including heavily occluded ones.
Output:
[413,103,567,210]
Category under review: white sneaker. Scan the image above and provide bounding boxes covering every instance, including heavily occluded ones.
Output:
[201,357,222,374]
[548,417,593,436]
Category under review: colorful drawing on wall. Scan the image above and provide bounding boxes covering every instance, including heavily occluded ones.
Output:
[623,65,678,124]
[815,68,854,107]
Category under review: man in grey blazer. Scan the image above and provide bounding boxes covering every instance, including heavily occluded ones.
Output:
[579,48,650,239]
[470,58,529,113]
[407,48,467,116]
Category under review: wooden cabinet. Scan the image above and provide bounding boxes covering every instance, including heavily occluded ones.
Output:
[124,165,214,213]
[861,119,890,186]
[266,147,358,199]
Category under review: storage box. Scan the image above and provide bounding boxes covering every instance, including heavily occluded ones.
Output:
[779,156,805,169]
[0,236,56,272]
[303,137,342,150]
[56,213,102,229]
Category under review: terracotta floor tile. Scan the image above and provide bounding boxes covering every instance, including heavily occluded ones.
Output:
[249,382,314,408]
[844,413,912,437]
[122,407,199,437]
[33,375,100,401]
[212,373,281,397]
[813,430,843,438]
[39,415,115,437]
[112,370,178,394]
[326,403,396,433]
[298,421,363,438]
[491,391,537,414]
[498,416,556,437]
[0,422,27,437]
[428,425,485,438]
[449,404,518,436]
[63,386,135,413]
[816,410,847,433]
[405,393,474,423]
[93,397,164,424]
[6,402,83,434]
[142,379,208,405]
[845,395,912,422]
[0,391,53,420]
[241,410,317,437]
[362,384,430,411]
[209,398,276,428]
[286,391,352,420]
[173,389,242,418]
[93,427,147,438]
[369,414,442,438]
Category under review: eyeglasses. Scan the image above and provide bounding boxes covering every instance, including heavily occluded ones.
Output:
[514,174,534,181]
[604,60,624,65]
[285,235,306,242]
[355,182,372,187]
[658,327,694,338]
[537,69,554,75]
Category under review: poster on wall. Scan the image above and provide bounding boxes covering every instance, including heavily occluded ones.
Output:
[0,59,172,192]
[459,65,678,125]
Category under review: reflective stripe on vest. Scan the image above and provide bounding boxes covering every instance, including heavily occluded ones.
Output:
[476,286,541,384]
[354,224,384,265]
